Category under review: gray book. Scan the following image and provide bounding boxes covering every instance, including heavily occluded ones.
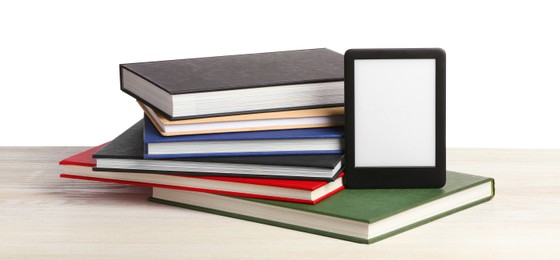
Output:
[120,48,344,120]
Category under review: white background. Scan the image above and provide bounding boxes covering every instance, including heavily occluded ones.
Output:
[1,0,559,148]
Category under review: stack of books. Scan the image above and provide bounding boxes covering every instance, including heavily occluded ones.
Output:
[61,48,347,204]
[60,48,495,244]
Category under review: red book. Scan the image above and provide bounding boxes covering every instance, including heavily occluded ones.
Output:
[59,145,344,204]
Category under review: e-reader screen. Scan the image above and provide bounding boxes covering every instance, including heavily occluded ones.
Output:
[354,59,436,167]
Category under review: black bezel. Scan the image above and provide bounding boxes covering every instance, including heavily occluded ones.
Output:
[343,48,446,188]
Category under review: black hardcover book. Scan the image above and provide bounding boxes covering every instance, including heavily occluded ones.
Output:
[120,48,344,120]
[93,120,344,181]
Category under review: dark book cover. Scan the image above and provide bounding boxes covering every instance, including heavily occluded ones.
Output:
[120,48,344,120]
[121,48,343,95]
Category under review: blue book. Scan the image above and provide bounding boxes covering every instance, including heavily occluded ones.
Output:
[143,116,344,159]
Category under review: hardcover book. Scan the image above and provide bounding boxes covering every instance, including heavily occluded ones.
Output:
[94,120,344,181]
[150,171,495,244]
[140,101,344,136]
[60,145,344,204]
[143,116,344,159]
[120,48,344,120]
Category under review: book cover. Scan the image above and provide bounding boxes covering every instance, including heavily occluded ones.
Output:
[120,48,344,119]
[143,115,344,159]
[59,145,105,167]
[60,146,344,204]
[94,120,344,181]
[140,101,344,136]
[150,171,495,244]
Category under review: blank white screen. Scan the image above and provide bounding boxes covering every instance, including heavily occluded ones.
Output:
[354,59,436,167]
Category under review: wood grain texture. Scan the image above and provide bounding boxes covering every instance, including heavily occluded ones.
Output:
[1,147,559,259]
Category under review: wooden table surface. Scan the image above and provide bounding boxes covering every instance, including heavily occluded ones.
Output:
[1,147,559,259]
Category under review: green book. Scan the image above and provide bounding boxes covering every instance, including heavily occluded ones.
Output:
[149,171,495,244]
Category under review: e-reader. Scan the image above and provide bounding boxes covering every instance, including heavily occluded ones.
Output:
[344,48,446,188]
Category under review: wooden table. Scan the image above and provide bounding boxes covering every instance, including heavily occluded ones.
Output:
[1,147,559,259]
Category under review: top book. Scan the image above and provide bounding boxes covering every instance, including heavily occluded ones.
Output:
[120,48,344,120]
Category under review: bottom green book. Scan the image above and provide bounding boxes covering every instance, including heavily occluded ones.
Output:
[149,171,495,244]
